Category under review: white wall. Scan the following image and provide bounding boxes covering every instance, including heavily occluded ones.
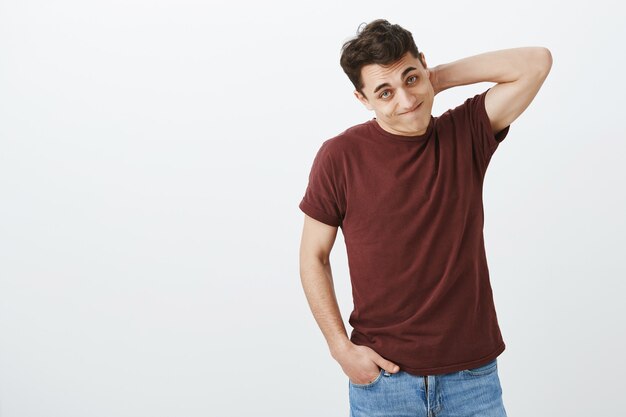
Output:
[1,0,624,416]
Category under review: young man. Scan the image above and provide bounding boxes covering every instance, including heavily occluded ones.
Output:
[298,19,551,416]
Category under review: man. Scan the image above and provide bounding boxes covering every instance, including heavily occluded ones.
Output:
[298,19,551,416]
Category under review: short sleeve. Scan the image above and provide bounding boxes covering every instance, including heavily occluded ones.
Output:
[299,142,345,227]
[467,88,511,170]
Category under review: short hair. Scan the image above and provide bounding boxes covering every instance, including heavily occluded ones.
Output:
[339,19,423,97]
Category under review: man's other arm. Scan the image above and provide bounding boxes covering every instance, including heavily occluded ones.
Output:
[299,214,400,384]
[432,47,553,133]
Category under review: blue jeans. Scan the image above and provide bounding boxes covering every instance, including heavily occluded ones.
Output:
[348,358,507,417]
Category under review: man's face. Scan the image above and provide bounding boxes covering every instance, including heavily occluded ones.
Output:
[355,51,434,136]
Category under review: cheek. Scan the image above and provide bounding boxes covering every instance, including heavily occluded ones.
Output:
[385,103,399,117]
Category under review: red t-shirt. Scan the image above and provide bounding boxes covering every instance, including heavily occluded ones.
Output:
[299,88,511,375]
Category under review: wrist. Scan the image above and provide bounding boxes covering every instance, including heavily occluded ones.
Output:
[329,337,352,360]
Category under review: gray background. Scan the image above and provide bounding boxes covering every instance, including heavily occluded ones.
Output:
[1,0,624,416]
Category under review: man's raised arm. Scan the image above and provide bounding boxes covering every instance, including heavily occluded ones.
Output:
[431,47,553,133]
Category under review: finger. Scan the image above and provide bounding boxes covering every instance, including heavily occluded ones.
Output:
[375,357,400,373]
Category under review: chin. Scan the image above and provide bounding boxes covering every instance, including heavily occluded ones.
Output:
[406,116,426,128]
[404,118,428,133]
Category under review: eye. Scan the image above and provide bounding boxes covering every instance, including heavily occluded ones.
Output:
[407,75,418,84]
[379,90,392,99]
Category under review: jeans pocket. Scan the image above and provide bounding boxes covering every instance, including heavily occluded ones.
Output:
[349,368,385,388]
[461,358,498,376]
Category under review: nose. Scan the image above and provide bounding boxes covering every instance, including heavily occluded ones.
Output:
[397,88,418,113]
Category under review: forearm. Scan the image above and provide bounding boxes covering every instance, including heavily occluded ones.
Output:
[300,259,351,358]
[432,47,551,94]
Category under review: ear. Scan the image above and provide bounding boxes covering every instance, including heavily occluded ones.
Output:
[354,90,373,110]
[420,52,428,70]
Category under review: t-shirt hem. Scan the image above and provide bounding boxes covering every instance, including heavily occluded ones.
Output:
[398,342,506,376]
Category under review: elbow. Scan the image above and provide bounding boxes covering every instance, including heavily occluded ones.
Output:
[534,47,553,77]
[300,251,331,272]
[299,247,331,277]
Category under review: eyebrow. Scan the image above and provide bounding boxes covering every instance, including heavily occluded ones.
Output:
[373,67,418,94]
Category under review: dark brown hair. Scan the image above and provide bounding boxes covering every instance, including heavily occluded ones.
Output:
[340,19,423,97]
